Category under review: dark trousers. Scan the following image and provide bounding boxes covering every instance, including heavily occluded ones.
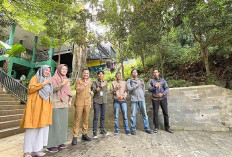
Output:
[93,103,106,132]
[152,98,170,130]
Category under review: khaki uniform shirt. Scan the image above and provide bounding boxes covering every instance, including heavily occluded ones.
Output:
[75,79,92,106]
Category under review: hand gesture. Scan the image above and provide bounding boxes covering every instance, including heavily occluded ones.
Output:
[68,101,72,108]
[101,81,107,87]
[42,78,51,85]
[84,79,91,87]
[115,85,121,91]
[137,81,143,86]
[63,78,69,85]
[97,87,101,91]
[118,96,124,101]
[155,82,162,88]
[156,93,164,97]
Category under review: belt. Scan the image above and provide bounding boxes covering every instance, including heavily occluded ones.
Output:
[152,98,163,101]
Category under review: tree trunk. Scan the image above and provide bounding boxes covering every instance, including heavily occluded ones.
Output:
[3,59,9,73]
[141,52,146,75]
[121,59,125,79]
[71,44,87,82]
[118,42,125,79]
[58,45,62,65]
[200,45,210,76]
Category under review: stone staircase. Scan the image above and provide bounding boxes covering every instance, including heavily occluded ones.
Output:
[0,86,25,139]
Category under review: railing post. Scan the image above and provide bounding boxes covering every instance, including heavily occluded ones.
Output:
[48,41,55,75]
[7,60,13,76]
[28,36,38,79]
[49,39,54,60]
[31,36,38,63]
[9,24,16,46]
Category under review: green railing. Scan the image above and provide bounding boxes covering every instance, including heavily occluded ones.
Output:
[0,69,28,103]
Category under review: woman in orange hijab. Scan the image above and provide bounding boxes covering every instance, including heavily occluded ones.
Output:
[46,64,72,153]
[20,65,53,157]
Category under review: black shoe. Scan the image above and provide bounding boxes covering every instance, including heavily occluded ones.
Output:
[82,134,92,141]
[100,130,109,136]
[145,130,152,134]
[153,128,158,133]
[72,137,77,145]
[131,130,136,135]
[165,128,174,133]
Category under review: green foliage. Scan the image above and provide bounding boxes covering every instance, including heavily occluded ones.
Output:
[0,43,5,49]
[206,74,225,87]
[21,53,32,61]
[39,36,59,48]
[166,79,194,88]
[21,78,30,87]
[104,70,115,82]
[5,44,26,58]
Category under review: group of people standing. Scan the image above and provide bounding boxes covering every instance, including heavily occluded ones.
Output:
[20,64,173,157]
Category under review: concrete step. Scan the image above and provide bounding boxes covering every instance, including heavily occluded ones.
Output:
[0,114,23,122]
[0,101,21,105]
[0,109,24,116]
[0,94,15,98]
[0,91,6,94]
[0,96,18,101]
[0,127,25,139]
[0,119,21,130]
[0,105,25,110]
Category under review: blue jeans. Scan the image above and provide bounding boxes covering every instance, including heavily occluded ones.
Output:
[130,101,150,131]
[113,101,129,131]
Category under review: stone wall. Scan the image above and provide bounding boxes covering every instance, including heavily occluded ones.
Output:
[68,85,232,132]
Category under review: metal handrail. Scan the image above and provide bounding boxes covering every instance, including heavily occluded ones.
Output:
[0,69,28,103]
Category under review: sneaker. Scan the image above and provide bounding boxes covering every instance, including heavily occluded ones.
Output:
[114,130,119,135]
[72,137,77,145]
[153,128,158,133]
[100,130,109,136]
[131,130,136,135]
[93,131,98,139]
[46,147,58,153]
[82,134,92,141]
[145,130,152,134]
[125,130,131,135]
[31,151,46,156]
[59,144,67,149]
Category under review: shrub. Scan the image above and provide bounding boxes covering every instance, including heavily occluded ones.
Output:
[167,79,194,88]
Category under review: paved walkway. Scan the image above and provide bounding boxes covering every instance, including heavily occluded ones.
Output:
[0,129,232,157]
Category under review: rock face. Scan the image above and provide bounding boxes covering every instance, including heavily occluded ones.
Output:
[69,85,232,132]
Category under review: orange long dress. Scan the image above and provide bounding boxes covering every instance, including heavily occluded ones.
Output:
[20,75,52,129]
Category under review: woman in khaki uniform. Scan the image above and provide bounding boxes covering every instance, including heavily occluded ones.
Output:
[20,65,53,157]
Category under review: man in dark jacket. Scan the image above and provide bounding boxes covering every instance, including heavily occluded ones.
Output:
[148,68,174,133]
[92,70,109,139]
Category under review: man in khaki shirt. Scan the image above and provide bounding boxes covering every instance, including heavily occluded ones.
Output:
[110,72,130,135]
[72,69,92,145]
